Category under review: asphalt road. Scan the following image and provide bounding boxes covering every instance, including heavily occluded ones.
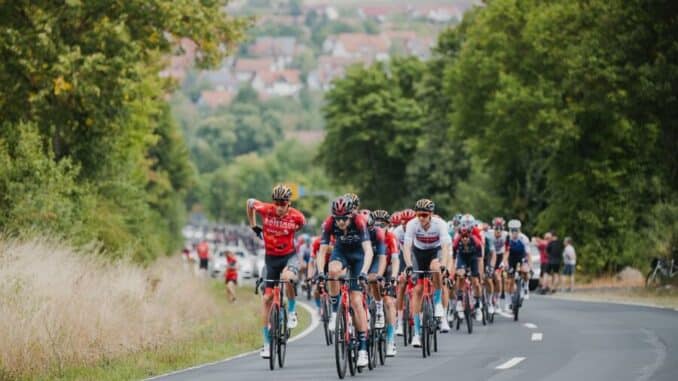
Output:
[150,296,678,381]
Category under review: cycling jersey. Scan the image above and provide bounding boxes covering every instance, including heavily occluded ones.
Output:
[196,241,209,259]
[391,225,405,248]
[385,230,398,265]
[488,229,508,255]
[368,227,387,273]
[404,216,451,250]
[225,256,238,282]
[320,214,370,250]
[505,233,530,258]
[248,199,306,256]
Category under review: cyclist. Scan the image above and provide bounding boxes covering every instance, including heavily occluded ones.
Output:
[372,209,400,356]
[452,215,483,320]
[394,208,414,336]
[343,192,360,214]
[247,184,306,359]
[403,199,452,347]
[360,209,387,330]
[504,219,532,312]
[297,234,312,291]
[480,222,497,315]
[317,196,375,367]
[307,235,327,313]
[489,217,509,311]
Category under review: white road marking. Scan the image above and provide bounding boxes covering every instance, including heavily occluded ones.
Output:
[524,323,537,329]
[144,301,320,380]
[498,311,513,319]
[531,332,543,341]
[496,357,526,370]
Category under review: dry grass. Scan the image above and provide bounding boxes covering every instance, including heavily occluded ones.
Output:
[0,238,220,380]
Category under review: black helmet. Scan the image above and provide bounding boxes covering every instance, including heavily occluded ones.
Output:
[414,199,435,212]
[371,209,390,223]
[272,184,292,201]
[343,193,360,210]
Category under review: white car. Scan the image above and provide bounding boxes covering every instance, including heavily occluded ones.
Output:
[210,246,255,279]
[255,248,265,278]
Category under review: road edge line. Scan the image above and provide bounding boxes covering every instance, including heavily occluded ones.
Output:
[547,294,678,312]
[143,301,320,380]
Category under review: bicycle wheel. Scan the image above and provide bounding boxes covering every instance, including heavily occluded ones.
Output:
[268,306,279,371]
[403,295,411,347]
[321,296,332,345]
[464,293,473,334]
[278,308,288,368]
[421,299,430,358]
[368,302,376,370]
[513,279,522,321]
[334,304,347,379]
[481,288,488,326]
[425,301,433,356]
[432,317,438,353]
[378,330,386,365]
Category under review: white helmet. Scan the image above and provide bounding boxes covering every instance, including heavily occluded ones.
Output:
[507,219,521,230]
[460,214,475,230]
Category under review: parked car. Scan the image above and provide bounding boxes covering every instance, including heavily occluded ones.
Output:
[255,248,265,278]
[209,245,255,279]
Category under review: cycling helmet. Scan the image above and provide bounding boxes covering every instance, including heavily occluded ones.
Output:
[359,209,372,225]
[400,209,416,223]
[447,220,456,231]
[414,199,435,212]
[272,184,292,201]
[507,219,521,230]
[460,214,475,228]
[343,193,360,210]
[332,196,353,217]
[389,211,402,226]
[371,209,390,223]
[492,217,505,229]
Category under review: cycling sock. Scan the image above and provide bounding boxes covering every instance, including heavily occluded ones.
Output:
[331,295,339,312]
[358,331,368,350]
[263,326,270,345]
[314,297,321,309]
[474,297,480,308]
[433,289,442,305]
[288,299,296,313]
[414,313,421,334]
[386,324,394,342]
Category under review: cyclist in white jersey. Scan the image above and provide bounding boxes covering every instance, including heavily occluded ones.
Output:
[403,199,452,347]
[488,217,509,310]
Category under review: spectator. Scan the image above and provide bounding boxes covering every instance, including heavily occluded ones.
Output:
[536,232,552,294]
[546,232,564,293]
[196,240,210,273]
[562,237,576,292]
[225,250,239,302]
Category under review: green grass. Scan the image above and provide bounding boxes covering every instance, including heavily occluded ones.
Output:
[26,282,311,381]
[554,287,678,309]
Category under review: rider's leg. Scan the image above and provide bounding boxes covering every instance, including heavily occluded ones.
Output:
[328,261,345,312]
[351,290,369,350]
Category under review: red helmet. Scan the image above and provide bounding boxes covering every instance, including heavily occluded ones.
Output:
[400,209,416,223]
[459,225,473,237]
[359,209,374,226]
[389,211,402,226]
[332,196,353,217]
[492,217,505,229]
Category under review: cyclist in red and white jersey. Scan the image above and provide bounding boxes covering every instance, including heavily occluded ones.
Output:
[247,184,306,359]
[403,199,452,347]
[393,208,415,336]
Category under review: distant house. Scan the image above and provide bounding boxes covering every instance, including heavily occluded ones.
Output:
[198,88,235,108]
[307,55,363,91]
[303,4,339,21]
[357,5,406,23]
[322,33,391,62]
[251,69,302,97]
[233,58,276,82]
[410,5,462,23]
[247,37,297,68]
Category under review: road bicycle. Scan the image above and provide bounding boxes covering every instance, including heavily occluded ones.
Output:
[255,278,295,370]
[367,279,387,367]
[509,268,524,321]
[646,257,678,287]
[401,274,415,347]
[413,270,440,358]
[481,266,493,325]
[453,270,474,334]
[329,276,371,378]
[316,278,333,345]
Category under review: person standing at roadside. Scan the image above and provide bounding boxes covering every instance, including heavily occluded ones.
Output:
[562,237,576,292]
[225,250,239,302]
[546,232,564,293]
[196,239,210,274]
[536,232,552,293]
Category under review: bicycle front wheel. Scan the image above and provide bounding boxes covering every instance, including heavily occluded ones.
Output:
[334,303,348,379]
[268,306,279,371]
[403,295,411,346]
[278,308,288,368]
[321,296,332,345]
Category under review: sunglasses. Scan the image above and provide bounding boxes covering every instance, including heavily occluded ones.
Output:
[416,213,431,218]
[510,228,519,233]
[274,200,289,207]
[334,215,350,222]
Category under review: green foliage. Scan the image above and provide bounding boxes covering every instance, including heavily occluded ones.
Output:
[320,0,678,273]
[0,1,245,261]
